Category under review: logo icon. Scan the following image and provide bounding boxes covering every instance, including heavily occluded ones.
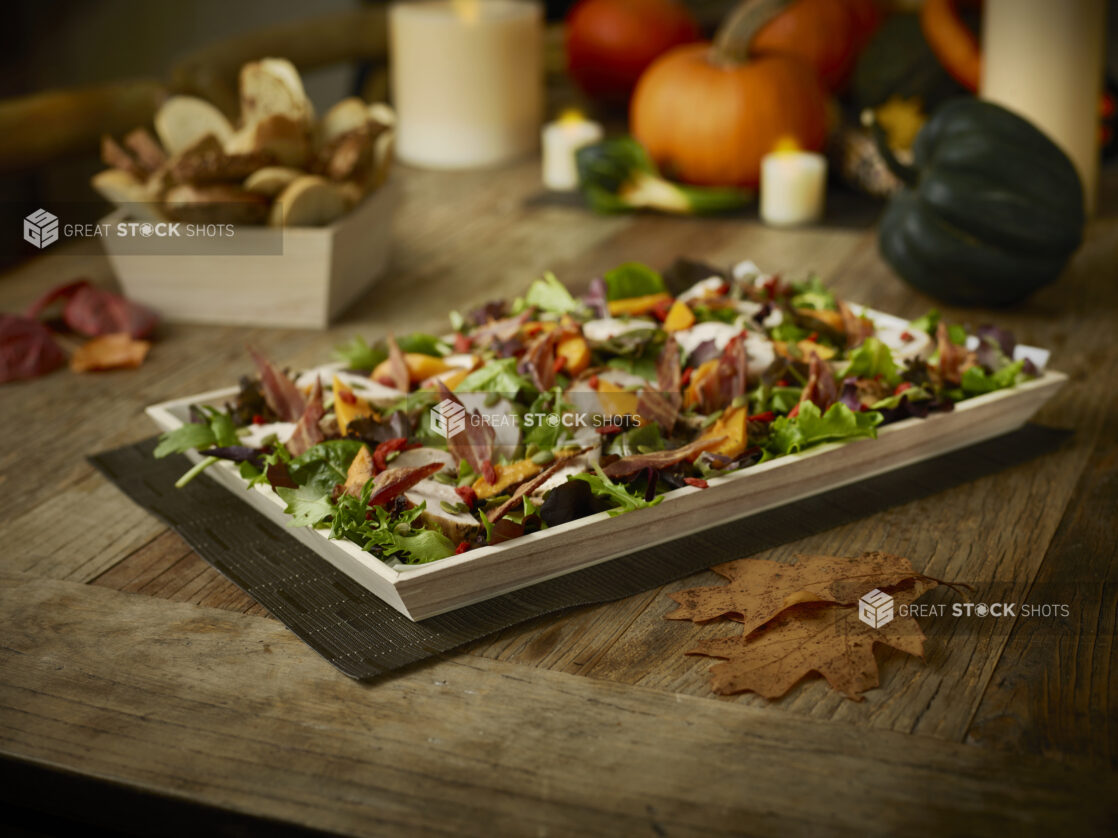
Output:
[858,588,894,629]
[430,398,466,439]
[23,209,59,249]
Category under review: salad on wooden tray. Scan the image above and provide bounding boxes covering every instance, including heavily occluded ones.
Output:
[154,259,1046,568]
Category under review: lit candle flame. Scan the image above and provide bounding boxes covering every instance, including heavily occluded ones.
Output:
[772,136,801,154]
[558,108,585,125]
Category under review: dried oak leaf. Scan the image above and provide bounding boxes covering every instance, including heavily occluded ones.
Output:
[70,333,151,372]
[667,552,924,634]
[689,577,936,700]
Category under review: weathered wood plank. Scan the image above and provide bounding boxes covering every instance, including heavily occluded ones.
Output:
[467,216,1118,743]
[1,572,1114,837]
[966,386,1118,766]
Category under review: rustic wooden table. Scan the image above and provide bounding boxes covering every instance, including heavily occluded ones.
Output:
[1,162,1116,836]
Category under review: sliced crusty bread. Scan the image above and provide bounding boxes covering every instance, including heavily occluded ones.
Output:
[269,175,349,227]
[91,169,168,222]
[320,97,370,144]
[250,114,311,168]
[240,58,313,128]
[244,165,304,197]
[154,95,234,156]
[164,183,270,226]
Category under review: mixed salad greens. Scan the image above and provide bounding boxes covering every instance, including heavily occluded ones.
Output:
[155,258,1039,566]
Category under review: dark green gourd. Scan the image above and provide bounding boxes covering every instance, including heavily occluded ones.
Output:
[877,98,1085,306]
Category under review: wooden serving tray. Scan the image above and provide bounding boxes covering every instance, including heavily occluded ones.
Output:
[146,334,1065,622]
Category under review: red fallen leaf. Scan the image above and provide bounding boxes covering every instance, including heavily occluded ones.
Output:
[69,333,151,372]
[25,280,88,319]
[0,314,66,383]
[26,279,158,339]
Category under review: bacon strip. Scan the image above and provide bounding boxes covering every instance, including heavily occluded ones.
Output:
[638,336,682,433]
[436,381,496,483]
[693,334,748,415]
[249,347,306,421]
[486,446,593,524]
[469,312,531,348]
[602,436,727,480]
[518,328,561,392]
[800,352,837,412]
[934,321,973,387]
[367,461,443,508]
[385,334,410,392]
[838,300,874,348]
[286,377,325,456]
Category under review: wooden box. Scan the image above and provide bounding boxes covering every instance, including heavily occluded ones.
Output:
[146,354,1066,622]
[103,180,398,330]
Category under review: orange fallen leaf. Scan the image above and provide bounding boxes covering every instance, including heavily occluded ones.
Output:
[686,577,936,701]
[70,332,151,372]
[666,551,927,635]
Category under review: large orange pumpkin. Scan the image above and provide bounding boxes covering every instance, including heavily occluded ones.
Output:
[754,0,882,91]
[630,2,828,189]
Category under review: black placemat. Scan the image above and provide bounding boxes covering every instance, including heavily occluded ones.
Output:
[89,425,1070,681]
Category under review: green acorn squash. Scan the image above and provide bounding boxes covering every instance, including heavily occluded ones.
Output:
[877,98,1085,306]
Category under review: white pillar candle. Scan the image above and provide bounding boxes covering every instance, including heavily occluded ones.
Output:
[389,0,543,169]
[981,0,1106,214]
[759,145,827,227]
[541,111,604,191]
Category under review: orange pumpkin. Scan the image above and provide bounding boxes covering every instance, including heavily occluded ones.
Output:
[750,0,880,92]
[630,4,828,190]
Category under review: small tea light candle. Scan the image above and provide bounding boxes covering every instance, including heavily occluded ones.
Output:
[541,110,604,191]
[759,139,827,227]
[390,0,543,169]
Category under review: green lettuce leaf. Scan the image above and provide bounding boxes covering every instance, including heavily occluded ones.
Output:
[766,402,883,456]
[154,407,238,459]
[607,422,665,457]
[524,272,582,314]
[571,468,663,517]
[455,358,535,397]
[790,275,836,310]
[959,360,1025,397]
[154,422,217,458]
[603,262,666,301]
[276,485,334,527]
[869,385,932,410]
[908,309,940,336]
[840,337,901,386]
[288,439,366,494]
[332,336,386,371]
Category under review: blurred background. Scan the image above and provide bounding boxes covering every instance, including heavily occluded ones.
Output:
[1,0,1116,270]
